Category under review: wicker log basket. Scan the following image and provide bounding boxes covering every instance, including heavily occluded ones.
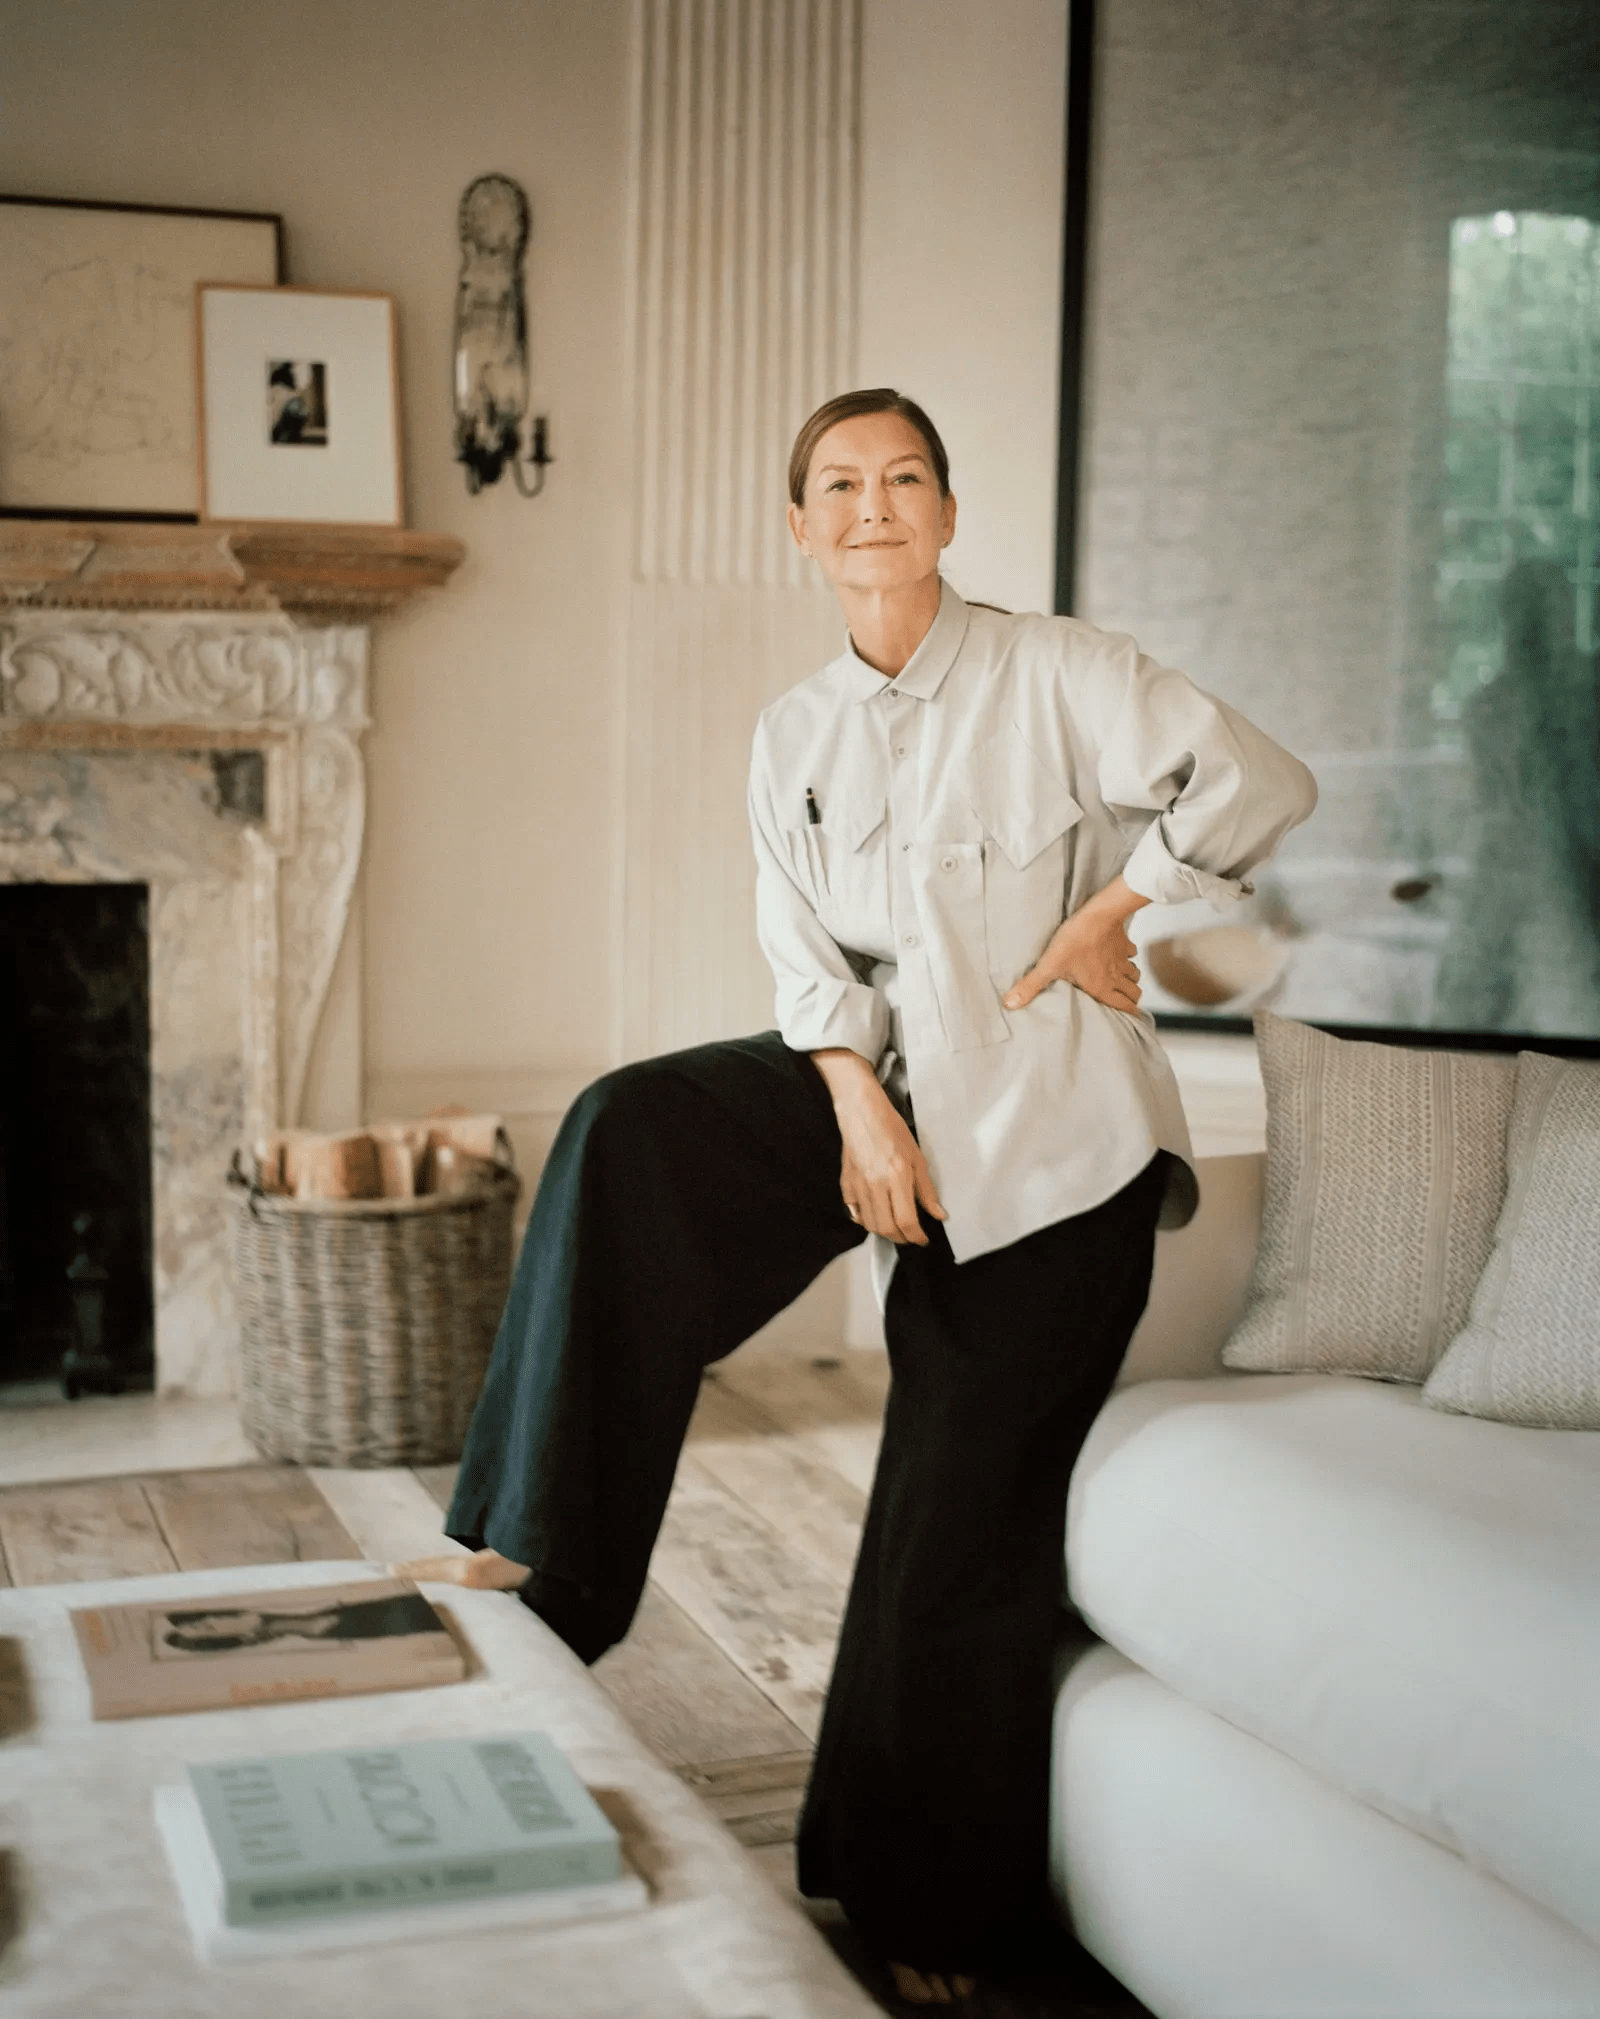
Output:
[228,1147,520,1468]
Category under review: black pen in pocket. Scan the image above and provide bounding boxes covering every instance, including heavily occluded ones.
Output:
[805,788,821,825]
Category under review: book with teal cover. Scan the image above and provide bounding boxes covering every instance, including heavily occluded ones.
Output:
[186,1731,621,1926]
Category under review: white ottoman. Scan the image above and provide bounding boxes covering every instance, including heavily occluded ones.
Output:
[0,1559,876,2019]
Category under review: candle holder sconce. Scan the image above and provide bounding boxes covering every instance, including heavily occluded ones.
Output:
[452,173,554,497]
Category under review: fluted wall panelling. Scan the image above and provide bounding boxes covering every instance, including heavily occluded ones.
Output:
[621,584,844,1058]
[622,0,859,1059]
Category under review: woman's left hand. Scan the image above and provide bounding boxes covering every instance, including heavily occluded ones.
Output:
[1002,875,1149,1015]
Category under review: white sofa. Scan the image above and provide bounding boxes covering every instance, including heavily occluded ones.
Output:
[1051,1152,1600,2019]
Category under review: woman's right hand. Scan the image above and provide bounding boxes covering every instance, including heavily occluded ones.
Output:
[810,1049,947,1245]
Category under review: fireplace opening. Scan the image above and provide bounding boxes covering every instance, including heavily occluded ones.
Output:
[0,884,155,1398]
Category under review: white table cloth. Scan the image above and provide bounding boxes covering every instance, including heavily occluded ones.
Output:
[0,1559,876,2019]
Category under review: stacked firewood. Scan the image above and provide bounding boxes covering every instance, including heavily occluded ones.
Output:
[251,1112,505,1200]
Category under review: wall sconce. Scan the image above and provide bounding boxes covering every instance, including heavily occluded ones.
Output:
[452,173,554,497]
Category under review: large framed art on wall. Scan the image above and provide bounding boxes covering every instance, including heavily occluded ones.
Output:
[0,196,283,520]
[1065,0,1600,1050]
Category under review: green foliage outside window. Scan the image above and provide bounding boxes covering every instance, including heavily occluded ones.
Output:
[1435,212,1598,720]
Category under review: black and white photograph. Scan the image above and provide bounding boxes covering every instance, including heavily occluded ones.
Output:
[153,1592,444,1659]
[267,358,328,447]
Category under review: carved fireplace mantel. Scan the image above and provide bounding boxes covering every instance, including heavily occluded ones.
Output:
[0,519,465,625]
[0,534,461,1394]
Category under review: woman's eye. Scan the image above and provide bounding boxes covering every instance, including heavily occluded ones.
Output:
[892,472,920,484]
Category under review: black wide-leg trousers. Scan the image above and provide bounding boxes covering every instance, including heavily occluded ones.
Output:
[446,1030,1165,1967]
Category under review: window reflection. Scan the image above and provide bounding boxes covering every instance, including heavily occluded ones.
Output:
[1433,212,1600,1034]
[1437,212,1597,718]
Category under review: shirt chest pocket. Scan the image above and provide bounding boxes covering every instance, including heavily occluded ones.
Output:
[783,795,887,948]
[959,727,1085,988]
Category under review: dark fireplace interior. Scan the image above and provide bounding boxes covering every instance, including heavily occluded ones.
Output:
[0,883,155,1397]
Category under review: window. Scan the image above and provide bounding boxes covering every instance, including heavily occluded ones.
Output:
[1437,212,1599,719]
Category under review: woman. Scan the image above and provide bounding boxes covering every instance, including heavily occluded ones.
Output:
[445,389,1316,2001]
[159,1592,441,1655]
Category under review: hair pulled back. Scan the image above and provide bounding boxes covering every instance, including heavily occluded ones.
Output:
[787,388,950,507]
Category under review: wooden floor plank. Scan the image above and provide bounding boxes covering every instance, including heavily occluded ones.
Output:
[680,1755,812,1849]
[648,1458,849,1741]
[678,1750,812,1849]
[140,1467,362,1572]
[685,1379,868,1589]
[708,1350,887,1497]
[719,1340,890,1427]
[699,1780,806,1828]
[723,1804,804,1848]
[678,1750,813,1799]
[0,1479,177,1585]
[593,1579,810,1769]
[411,1464,459,1514]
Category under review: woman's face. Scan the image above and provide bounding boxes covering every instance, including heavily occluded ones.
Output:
[168,1609,265,1644]
[787,411,955,595]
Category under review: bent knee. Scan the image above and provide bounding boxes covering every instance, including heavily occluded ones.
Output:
[565,1057,679,1139]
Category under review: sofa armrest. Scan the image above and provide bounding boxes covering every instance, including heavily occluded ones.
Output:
[1118,1153,1264,1385]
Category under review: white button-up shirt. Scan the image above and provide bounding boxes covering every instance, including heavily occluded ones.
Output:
[747,581,1317,1264]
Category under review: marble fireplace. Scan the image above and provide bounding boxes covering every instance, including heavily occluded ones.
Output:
[0,522,462,1397]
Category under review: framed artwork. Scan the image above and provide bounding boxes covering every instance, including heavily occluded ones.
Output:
[196,284,402,526]
[0,195,283,520]
[1063,6,1600,1054]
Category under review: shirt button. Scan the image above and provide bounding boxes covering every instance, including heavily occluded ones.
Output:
[902,933,919,949]
[895,745,908,758]
[901,841,912,852]
[940,854,957,872]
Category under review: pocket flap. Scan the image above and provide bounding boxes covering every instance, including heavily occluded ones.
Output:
[827,795,887,854]
[960,728,1084,869]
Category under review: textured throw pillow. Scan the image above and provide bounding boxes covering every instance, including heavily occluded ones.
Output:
[1222,1014,1517,1382]
[1423,1053,1600,1428]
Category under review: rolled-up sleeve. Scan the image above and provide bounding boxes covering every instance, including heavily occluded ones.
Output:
[1092,637,1318,908]
[748,718,891,1063]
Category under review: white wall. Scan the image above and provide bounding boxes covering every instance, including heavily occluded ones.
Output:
[859,0,1068,620]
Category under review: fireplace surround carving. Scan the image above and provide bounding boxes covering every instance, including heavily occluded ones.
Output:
[0,524,462,1395]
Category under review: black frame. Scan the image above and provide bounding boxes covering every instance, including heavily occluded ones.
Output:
[0,194,286,524]
[1052,0,1096,620]
[1156,1011,1600,1061]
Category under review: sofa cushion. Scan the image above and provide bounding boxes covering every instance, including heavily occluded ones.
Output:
[1050,1645,1600,2019]
[1066,1373,1600,1950]
[1221,1014,1515,1382]
[1424,1053,1600,1428]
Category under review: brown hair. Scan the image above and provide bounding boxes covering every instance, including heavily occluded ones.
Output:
[787,388,950,506]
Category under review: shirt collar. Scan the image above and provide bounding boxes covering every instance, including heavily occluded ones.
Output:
[840,578,970,703]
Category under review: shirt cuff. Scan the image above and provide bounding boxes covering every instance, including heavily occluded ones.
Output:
[775,976,891,1063]
[1122,821,1255,910]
